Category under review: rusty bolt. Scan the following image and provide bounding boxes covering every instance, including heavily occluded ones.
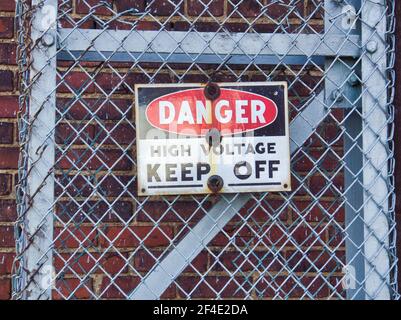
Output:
[204,82,221,100]
[207,175,224,193]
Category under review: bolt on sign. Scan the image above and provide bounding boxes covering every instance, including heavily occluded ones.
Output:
[135,82,291,196]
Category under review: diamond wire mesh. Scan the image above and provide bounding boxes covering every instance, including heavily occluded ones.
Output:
[12,0,398,300]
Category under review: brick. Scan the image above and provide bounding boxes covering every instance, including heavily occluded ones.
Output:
[58,71,95,94]
[136,199,211,222]
[0,173,12,196]
[0,147,19,169]
[0,122,13,144]
[0,96,18,118]
[209,224,253,247]
[0,252,14,275]
[238,198,288,222]
[286,249,345,273]
[210,250,285,273]
[99,276,140,299]
[176,276,250,298]
[309,173,344,197]
[54,252,128,275]
[0,71,13,91]
[290,224,327,247]
[56,148,133,171]
[57,98,133,121]
[75,0,114,16]
[95,122,135,145]
[56,200,133,223]
[53,278,93,299]
[54,226,98,249]
[100,225,174,248]
[182,250,208,273]
[187,0,224,17]
[147,0,184,16]
[228,0,265,18]
[0,226,14,247]
[292,200,345,223]
[133,249,160,272]
[0,200,17,222]
[115,0,146,13]
[0,48,15,69]
[0,278,11,300]
[55,174,94,198]
[327,225,345,247]
[0,1,15,12]
[255,275,330,298]
[0,17,14,39]
[97,175,136,198]
[55,122,95,145]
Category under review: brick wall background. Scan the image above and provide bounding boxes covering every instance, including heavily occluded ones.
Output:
[1,0,349,300]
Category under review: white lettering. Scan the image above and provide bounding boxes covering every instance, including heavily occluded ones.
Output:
[159,101,175,124]
[177,101,195,124]
[251,100,266,123]
[215,100,232,124]
[235,100,248,123]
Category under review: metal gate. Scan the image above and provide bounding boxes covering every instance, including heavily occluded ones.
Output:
[13,0,398,299]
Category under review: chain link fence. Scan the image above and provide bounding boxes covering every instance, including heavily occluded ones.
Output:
[12,0,398,299]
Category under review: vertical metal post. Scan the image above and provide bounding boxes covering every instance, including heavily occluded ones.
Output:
[361,0,391,300]
[324,0,365,299]
[24,0,57,299]
[394,0,401,295]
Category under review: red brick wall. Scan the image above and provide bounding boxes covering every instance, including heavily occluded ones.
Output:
[0,0,17,300]
[1,0,346,300]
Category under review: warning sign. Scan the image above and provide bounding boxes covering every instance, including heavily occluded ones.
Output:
[135,82,291,196]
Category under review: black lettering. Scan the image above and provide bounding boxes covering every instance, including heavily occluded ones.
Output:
[255,142,265,154]
[147,164,161,182]
[197,163,210,180]
[234,161,252,180]
[181,163,193,181]
[269,160,280,178]
[166,164,178,182]
[255,160,266,178]
[267,143,276,154]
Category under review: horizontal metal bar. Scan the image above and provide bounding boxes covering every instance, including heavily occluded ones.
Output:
[57,50,325,65]
[58,29,361,63]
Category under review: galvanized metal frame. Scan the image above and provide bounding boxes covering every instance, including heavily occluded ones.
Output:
[20,0,396,300]
[361,0,391,299]
[24,0,57,299]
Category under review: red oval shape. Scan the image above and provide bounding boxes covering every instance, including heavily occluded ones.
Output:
[145,88,278,136]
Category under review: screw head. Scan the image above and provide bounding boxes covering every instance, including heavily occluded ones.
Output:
[207,175,224,193]
[366,40,378,54]
[41,33,55,47]
[348,74,360,86]
[204,83,221,100]
[331,89,343,102]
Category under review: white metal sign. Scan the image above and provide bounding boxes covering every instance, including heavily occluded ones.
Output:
[135,82,290,196]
